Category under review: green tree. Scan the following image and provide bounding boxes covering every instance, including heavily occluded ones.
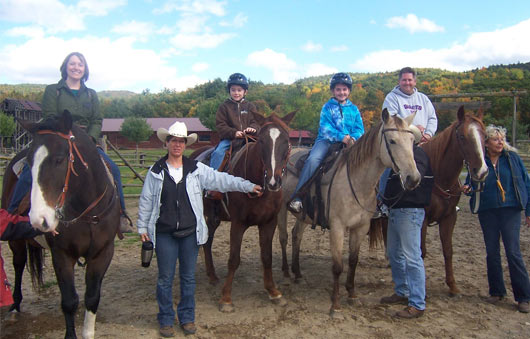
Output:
[120,117,153,158]
[0,112,16,149]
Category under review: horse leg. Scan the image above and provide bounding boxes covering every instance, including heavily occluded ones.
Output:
[439,214,460,296]
[219,221,246,312]
[7,240,27,314]
[258,221,284,305]
[345,228,364,303]
[203,207,221,285]
[52,251,79,339]
[329,226,345,319]
[278,205,291,278]
[82,243,115,339]
[291,220,308,282]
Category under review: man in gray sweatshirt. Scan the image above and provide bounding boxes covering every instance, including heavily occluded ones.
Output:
[383,67,437,143]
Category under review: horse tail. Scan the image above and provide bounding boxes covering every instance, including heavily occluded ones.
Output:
[27,244,45,289]
[368,218,384,250]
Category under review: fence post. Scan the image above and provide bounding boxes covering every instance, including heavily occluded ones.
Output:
[139,153,145,165]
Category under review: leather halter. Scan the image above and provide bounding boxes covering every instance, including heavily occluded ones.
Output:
[36,130,112,225]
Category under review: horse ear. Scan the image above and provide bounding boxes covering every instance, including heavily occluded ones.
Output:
[381,108,390,123]
[404,111,416,126]
[254,112,266,126]
[282,110,297,126]
[60,110,73,132]
[457,105,465,122]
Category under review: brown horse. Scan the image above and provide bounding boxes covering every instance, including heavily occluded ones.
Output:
[195,111,296,312]
[419,106,488,295]
[278,109,421,317]
[3,110,121,339]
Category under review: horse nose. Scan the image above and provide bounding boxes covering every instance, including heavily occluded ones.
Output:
[404,173,421,191]
[473,167,488,182]
[267,176,282,192]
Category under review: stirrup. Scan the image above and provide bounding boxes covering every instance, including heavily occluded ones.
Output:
[287,199,302,213]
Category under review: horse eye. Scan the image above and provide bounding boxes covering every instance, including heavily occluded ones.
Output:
[389,139,396,145]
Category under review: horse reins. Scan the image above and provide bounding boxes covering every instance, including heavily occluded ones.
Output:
[37,130,113,225]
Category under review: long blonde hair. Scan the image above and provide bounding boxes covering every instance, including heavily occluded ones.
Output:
[485,124,517,153]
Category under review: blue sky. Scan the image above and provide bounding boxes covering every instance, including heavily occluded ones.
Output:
[1,0,530,93]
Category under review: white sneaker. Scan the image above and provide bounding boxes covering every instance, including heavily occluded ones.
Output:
[289,199,302,213]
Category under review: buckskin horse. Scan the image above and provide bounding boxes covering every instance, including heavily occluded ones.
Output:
[374,106,488,296]
[277,109,420,318]
[192,111,295,312]
[2,110,121,339]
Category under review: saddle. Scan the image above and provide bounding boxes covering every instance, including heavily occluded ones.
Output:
[290,143,344,229]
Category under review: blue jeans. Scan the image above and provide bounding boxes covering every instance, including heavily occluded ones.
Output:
[7,163,31,213]
[478,207,530,302]
[387,208,426,310]
[97,148,126,213]
[377,168,392,201]
[210,139,231,170]
[292,139,333,197]
[155,232,200,327]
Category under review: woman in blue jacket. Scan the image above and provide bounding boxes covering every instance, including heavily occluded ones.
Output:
[463,125,530,313]
[288,73,364,213]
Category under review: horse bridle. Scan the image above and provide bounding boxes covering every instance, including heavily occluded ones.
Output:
[36,130,114,225]
[239,122,291,198]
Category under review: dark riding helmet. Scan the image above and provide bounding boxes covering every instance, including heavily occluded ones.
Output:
[227,73,249,92]
[330,72,352,91]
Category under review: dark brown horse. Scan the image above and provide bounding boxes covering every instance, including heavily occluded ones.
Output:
[193,111,296,312]
[2,110,120,339]
[373,106,488,295]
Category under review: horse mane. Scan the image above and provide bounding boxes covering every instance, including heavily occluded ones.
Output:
[340,115,407,170]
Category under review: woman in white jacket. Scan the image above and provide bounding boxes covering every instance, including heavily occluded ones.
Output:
[137,121,261,338]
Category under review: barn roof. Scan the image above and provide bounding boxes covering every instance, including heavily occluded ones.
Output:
[2,98,42,112]
[289,130,312,138]
[102,117,211,132]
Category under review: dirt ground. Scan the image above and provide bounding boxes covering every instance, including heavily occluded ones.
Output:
[2,196,530,338]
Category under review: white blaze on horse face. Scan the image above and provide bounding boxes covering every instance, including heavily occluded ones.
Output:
[470,124,488,179]
[29,145,59,232]
[268,127,281,188]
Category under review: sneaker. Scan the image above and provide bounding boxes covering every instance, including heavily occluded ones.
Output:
[485,295,504,305]
[395,306,424,318]
[159,326,175,338]
[518,301,530,313]
[288,198,302,213]
[380,293,408,305]
[181,322,197,335]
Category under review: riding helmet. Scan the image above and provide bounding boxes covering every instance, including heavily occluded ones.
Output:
[330,72,352,90]
[227,73,249,92]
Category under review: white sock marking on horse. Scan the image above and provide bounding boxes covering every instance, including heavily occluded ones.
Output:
[29,145,58,232]
[470,124,488,177]
[83,310,96,339]
[269,128,281,186]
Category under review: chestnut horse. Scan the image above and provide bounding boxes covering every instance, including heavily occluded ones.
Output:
[194,111,296,312]
[372,106,488,295]
[3,110,121,339]
[278,109,421,317]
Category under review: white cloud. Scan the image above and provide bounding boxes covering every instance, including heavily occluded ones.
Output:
[0,0,125,33]
[386,14,444,34]
[220,12,248,28]
[352,18,530,72]
[246,48,298,84]
[111,21,156,41]
[301,41,322,52]
[169,32,235,50]
[305,63,337,78]
[153,0,227,16]
[5,26,45,39]
[0,35,208,92]
[192,62,209,72]
[331,45,348,52]
[176,15,208,34]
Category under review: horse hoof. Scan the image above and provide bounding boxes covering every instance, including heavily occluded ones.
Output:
[329,309,344,320]
[219,303,235,313]
[347,296,359,306]
[270,296,287,306]
[5,311,19,323]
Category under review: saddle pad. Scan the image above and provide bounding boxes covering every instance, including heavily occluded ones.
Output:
[12,157,26,178]
[195,147,214,164]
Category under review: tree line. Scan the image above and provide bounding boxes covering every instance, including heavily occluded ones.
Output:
[2,62,530,139]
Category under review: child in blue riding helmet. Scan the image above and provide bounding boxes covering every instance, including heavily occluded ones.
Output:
[288,72,365,213]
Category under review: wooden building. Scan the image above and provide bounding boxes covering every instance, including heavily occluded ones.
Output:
[1,98,42,152]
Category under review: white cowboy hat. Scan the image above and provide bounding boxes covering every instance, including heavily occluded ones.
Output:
[157,121,198,146]
[408,124,422,144]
